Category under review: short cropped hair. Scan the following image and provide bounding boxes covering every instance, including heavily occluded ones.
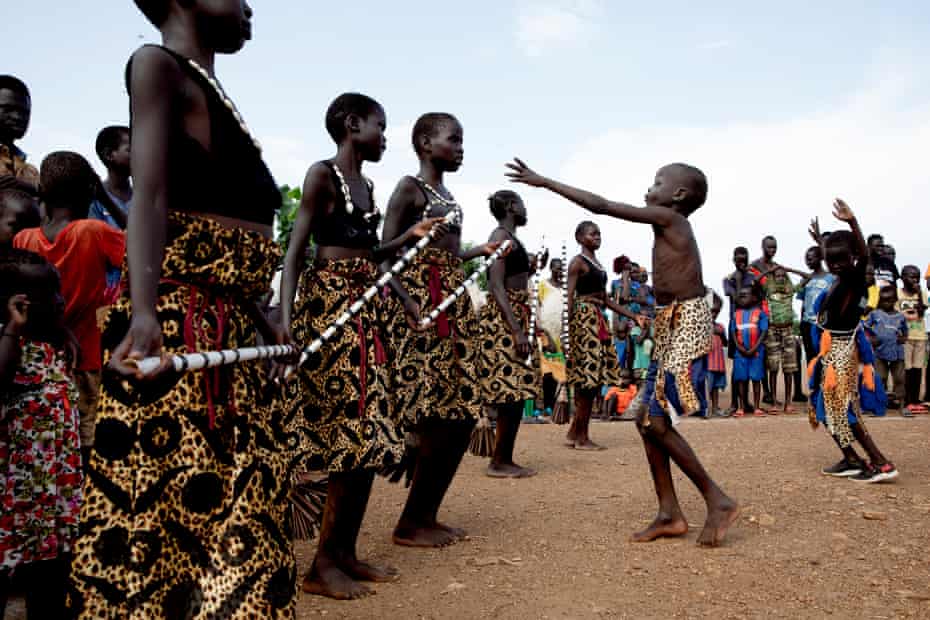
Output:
[324,93,382,143]
[867,233,883,245]
[733,246,749,256]
[412,112,457,156]
[134,0,170,26]
[575,220,597,242]
[0,75,30,100]
[824,230,857,256]
[95,125,130,165]
[39,151,95,216]
[488,190,519,220]
[667,163,707,213]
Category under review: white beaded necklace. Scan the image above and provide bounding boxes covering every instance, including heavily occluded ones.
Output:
[416,176,463,226]
[187,58,262,152]
[331,162,379,222]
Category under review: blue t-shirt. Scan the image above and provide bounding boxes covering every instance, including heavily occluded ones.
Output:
[863,310,907,361]
[797,273,835,323]
[89,189,131,230]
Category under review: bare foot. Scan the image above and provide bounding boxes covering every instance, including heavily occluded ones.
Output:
[630,515,688,543]
[697,499,741,547]
[302,561,372,600]
[487,463,538,478]
[573,440,606,451]
[436,521,467,541]
[393,524,457,548]
[341,558,400,583]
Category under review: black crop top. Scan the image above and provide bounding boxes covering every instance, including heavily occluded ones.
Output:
[125,46,280,226]
[576,255,607,295]
[313,161,381,249]
[503,234,531,276]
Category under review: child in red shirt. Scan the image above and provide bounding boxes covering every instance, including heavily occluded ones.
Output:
[707,293,728,417]
[14,152,125,464]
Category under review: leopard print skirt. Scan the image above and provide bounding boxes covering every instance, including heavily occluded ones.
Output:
[68,213,296,619]
[477,289,542,404]
[818,331,863,448]
[282,258,404,473]
[653,296,712,416]
[568,300,622,390]
[389,247,482,429]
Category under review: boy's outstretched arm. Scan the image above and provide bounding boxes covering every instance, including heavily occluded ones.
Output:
[506,158,675,227]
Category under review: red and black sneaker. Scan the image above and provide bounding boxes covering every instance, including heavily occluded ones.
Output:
[850,462,899,483]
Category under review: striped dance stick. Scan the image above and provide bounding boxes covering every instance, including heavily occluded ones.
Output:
[419,240,513,329]
[560,240,570,362]
[128,213,458,376]
[525,245,546,366]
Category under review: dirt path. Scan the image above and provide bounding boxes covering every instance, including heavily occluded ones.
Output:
[295,415,930,619]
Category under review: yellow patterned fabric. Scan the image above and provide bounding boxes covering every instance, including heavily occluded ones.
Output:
[283,258,404,473]
[69,213,296,619]
[389,247,483,428]
[653,296,712,416]
[477,289,542,403]
[568,300,622,390]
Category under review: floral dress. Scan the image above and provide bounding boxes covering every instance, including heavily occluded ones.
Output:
[0,335,82,572]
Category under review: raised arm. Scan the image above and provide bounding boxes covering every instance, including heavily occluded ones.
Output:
[832,198,867,259]
[506,158,676,227]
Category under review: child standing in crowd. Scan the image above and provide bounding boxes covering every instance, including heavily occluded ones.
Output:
[0,75,38,194]
[708,293,728,417]
[0,249,82,619]
[0,189,40,250]
[796,246,835,363]
[898,265,928,413]
[864,287,908,414]
[13,152,125,467]
[88,125,132,230]
[762,266,799,412]
[731,287,768,416]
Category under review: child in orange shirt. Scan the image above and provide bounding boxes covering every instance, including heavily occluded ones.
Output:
[603,369,638,419]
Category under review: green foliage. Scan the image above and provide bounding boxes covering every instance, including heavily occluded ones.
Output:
[461,242,488,291]
[276,184,313,261]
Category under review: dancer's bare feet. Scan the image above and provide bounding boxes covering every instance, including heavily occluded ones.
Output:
[393,523,457,548]
[436,521,467,541]
[341,558,400,583]
[573,440,606,451]
[697,498,740,547]
[487,463,538,478]
[631,514,689,543]
[302,558,372,600]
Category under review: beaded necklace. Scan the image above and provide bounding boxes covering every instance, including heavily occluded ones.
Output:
[187,58,262,152]
[416,176,463,226]
[331,162,379,222]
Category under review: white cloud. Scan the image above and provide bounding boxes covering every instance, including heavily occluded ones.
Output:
[512,67,930,302]
[515,1,602,58]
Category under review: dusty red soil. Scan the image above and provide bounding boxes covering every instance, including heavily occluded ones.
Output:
[294,415,930,619]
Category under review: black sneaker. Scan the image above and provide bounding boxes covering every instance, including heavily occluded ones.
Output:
[850,462,899,483]
[821,459,864,477]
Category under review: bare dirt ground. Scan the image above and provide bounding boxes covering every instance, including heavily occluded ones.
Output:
[4,415,928,619]
[295,414,930,620]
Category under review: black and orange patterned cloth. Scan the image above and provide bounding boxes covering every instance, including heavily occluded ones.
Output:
[389,247,483,428]
[568,300,623,390]
[69,213,296,619]
[477,289,541,404]
[282,257,404,474]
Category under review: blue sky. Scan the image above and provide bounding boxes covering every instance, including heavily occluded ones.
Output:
[4,1,930,299]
